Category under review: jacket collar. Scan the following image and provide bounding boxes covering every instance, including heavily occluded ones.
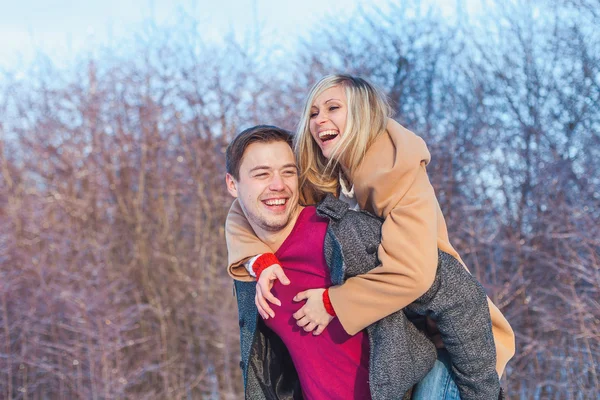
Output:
[315,194,350,221]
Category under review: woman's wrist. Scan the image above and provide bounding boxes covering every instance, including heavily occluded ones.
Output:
[322,288,336,317]
[252,253,280,280]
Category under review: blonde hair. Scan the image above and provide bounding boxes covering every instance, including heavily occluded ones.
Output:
[295,74,392,204]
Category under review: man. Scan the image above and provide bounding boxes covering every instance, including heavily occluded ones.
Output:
[225,125,502,400]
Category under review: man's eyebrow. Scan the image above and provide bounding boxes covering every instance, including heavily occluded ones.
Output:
[249,164,298,173]
[249,165,272,173]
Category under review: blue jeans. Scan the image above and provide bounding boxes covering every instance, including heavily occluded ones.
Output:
[412,349,461,400]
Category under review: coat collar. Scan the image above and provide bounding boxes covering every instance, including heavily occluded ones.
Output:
[315,194,350,221]
[350,118,431,213]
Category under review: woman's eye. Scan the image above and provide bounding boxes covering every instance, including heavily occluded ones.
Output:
[283,170,297,176]
[329,106,339,111]
[309,112,318,118]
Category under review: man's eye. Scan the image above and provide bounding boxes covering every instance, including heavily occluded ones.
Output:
[254,173,268,178]
[283,170,297,176]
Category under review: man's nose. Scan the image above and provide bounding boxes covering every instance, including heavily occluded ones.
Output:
[269,174,285,190]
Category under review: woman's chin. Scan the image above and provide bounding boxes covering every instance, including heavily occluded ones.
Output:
[319,143,335,160]
[319,136,342,160]
[320,149,333,160]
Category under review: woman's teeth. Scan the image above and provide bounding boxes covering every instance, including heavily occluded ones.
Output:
[319,130,339,141]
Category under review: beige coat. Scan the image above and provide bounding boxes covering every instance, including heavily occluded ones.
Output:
[225,119,515,377]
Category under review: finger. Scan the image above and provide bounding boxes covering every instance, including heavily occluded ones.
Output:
[303,322,318,332]
[258,277,281,307]
[292,307,306,320]
[313,324,326,336]
[256,288,275,318]
[255,293,268,319]
[255,293,269,319]
[261,287,282,307]
[273,266,290,285]
[293,290,310,302]
[296,316,310,327]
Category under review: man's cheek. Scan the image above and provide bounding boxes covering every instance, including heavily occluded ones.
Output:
[246,192,260,209]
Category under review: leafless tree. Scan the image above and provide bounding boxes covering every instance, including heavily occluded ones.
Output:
[0,1,597,398]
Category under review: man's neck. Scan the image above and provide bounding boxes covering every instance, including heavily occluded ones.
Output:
[253,205,305,253]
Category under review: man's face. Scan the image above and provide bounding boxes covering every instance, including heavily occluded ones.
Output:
[226,141,299,235]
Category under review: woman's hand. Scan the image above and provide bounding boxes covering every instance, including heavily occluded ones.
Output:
[293,288,334,335]
[255,264,290,319]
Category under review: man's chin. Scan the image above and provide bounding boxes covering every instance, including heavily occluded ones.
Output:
[259,215,293,233]
[261,222,290,233]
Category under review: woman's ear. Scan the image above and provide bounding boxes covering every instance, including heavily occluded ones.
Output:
[225,173,238,198]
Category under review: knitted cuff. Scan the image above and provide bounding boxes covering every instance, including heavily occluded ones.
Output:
[252,253,280,280]
[323,289,336,317]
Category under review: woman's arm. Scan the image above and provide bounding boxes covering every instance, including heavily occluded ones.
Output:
[292,121,439,335]
[226,200,290,319]
[327,162,439,333]
[327,119,514,377]
[321,119,436,334]
[225,199,273,281]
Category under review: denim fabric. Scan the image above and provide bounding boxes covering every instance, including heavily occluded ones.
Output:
[412,349,461,400]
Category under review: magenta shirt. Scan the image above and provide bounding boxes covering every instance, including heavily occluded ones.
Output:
[264,206,371,400]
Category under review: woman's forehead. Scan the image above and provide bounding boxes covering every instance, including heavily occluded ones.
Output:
[312,85,346,106]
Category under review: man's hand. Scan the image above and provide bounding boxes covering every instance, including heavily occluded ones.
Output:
[293,288,334,335]
[255,264,290,319]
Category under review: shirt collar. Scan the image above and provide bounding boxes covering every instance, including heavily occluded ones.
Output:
[339,171,355,198]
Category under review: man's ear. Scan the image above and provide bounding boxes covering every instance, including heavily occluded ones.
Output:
[225,173,238,198]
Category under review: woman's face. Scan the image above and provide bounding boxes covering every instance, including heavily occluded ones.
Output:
[309,85,348,160]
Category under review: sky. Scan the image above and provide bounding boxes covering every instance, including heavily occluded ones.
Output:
[0,0,483,70]
[0,0,358,69]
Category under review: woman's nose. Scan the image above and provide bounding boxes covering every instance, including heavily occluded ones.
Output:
[316,112,328,125]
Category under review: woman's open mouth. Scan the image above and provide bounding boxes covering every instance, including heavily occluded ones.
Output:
[319,130,339,143]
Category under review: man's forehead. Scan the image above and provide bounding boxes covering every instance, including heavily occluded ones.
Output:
[240,141,297,170]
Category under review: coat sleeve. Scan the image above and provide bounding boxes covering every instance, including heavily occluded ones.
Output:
[328,120,515,378]
[225,199,272,281]
[327,159,439,335]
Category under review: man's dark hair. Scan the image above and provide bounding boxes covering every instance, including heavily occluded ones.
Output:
[226,125,294,180]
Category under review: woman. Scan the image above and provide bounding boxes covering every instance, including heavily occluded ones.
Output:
[226,74,515,398]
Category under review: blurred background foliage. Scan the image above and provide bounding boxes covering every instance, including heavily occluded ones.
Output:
[0,0,598,398]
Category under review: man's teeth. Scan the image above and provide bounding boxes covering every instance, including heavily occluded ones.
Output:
[319,130,338,140]
[265,199,286,206]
